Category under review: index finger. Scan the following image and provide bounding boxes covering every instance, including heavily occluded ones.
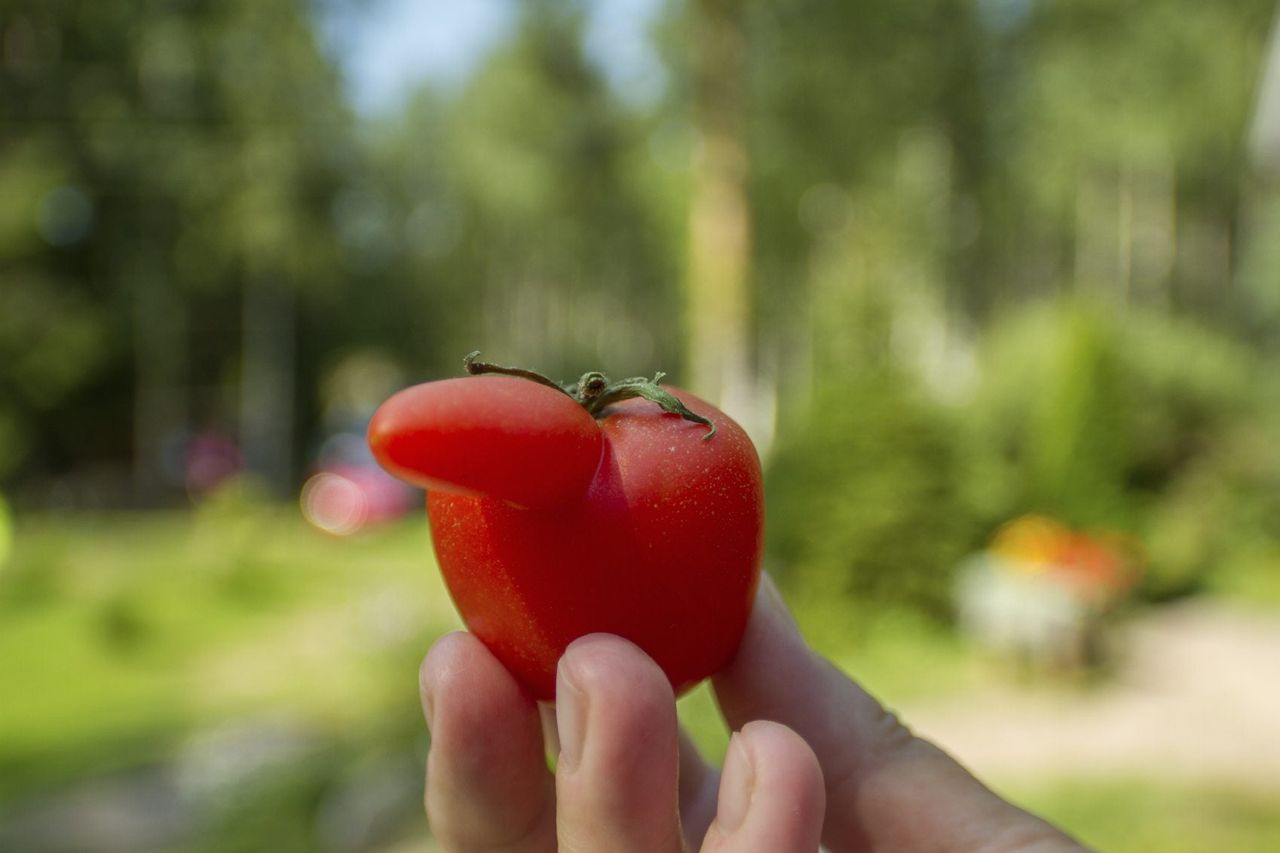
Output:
[712,576,1085,852]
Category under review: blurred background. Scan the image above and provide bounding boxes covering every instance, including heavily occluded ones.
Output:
[2,0,1280,849]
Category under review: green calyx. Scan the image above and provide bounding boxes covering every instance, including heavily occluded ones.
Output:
[463,351,716,440]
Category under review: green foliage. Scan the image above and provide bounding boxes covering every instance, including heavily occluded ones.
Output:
[361,6,681,381]
[745,0,991,321]
[966,299,1274,597]
[766,369,979,627]
[4,0,1278,506]
[0,0,352,489]
[1146,420,1280,603]
[761,170,979,627]
[1014,0,1274,213]
[765,282,1279,618]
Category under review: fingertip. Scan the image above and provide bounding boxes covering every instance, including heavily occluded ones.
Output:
[554,634,684,851]
[421,630,483,691]
[706,721,825,851]
[737,720,824,807]
[420,631,477,728]
[559,633,675,710]
[556,633,676,774]
[560,631,658,668]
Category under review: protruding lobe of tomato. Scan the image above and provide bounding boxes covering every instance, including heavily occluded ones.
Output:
[367,376,603,508]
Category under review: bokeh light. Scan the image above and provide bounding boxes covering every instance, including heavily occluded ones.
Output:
[300,471,369,536]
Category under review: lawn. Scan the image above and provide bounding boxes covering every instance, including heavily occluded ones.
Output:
[0,496,453,800]
[1017,777,1280,851]
[1,502,1276,851]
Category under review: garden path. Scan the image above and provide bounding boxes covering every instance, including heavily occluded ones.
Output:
[903,600,1280,790]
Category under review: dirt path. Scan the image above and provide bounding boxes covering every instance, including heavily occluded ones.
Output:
[900,601,1280,790]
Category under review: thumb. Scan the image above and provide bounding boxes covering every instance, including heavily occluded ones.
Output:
[712,576,1086,852]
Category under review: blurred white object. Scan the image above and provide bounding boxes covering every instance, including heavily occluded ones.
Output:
[956,555,1096,668]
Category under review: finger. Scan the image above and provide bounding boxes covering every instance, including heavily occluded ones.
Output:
[421,632,556,853]
[679,728,721,849]
[701,721,825,852]
[713,576,1083,852]
[555,634,685,853]
[540,702,560,759]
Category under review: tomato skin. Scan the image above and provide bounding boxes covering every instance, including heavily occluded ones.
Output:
[367,376,602,509]
[371,380,763,701]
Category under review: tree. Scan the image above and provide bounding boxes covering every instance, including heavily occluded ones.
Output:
[0,0,353,498]
[368,2,679,381]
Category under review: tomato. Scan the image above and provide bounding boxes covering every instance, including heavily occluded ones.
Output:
[368,356,763,700]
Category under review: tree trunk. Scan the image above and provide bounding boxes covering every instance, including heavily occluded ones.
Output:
[131,194,186,504]
[240,273,296,496]
[1238,1,1280,335]
[687,0,752,411]
[132,262,187,503]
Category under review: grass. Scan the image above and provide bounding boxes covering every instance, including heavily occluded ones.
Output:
[2,504,1278,851]
[1011,776,1280,852]
[0,497,458,801]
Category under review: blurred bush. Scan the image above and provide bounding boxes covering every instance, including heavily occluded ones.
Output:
[968,300,1276,599]
[767,369,978,630]
[767,295,1280,626]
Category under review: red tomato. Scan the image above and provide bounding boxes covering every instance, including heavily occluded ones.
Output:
[368,369,762,700]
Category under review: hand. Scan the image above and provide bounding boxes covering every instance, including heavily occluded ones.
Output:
[418,576,1086,851]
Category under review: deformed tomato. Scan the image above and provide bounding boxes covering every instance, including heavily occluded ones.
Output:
[368,353,763,700]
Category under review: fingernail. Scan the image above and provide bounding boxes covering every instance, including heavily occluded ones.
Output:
[717,732,755,833]
[556,660,587,771]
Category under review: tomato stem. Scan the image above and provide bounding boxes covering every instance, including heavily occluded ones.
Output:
[463,351,716,439]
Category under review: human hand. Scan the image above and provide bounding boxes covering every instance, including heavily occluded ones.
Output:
[418,576,1086,851]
